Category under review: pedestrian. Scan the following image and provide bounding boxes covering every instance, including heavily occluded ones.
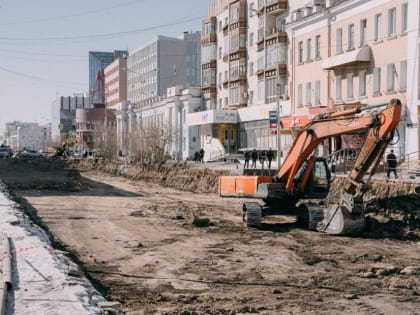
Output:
[259,150,266,169]
[266,148,274,169]
[243,150,250,169]
[199,148,205,163]
[251,149,258,168]
[194,151,200,163]
[386,149,398,179]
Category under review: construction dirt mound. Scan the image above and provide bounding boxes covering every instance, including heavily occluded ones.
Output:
[0,158,85,191]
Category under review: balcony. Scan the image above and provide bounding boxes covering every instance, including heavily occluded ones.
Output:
[265,0,287,16]
[201,33,217,45]
[265,29,287,44]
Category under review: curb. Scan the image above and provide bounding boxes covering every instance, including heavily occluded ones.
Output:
[0,233,11,315]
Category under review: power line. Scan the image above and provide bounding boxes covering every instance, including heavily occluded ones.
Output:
[0,16,203,42]
[0,65,86,88]
[0,48,85,58]
[0,0,146,26]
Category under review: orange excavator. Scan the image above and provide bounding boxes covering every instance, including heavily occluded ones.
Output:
[219,99,402,235]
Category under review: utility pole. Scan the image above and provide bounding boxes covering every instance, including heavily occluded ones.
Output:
[276,80,282,167]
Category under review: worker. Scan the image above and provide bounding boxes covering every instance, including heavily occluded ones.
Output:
[259,150,266,169]
[251,149,258,168]
[266,148,274,169]
[199,148,205,163]
[243,151,250,169]
[386,149,398,179]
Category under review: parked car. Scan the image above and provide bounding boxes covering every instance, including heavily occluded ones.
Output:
[0,146,12,158]
[17,149,46,158]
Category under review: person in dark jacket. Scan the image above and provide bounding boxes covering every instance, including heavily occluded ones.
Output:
[199,148,205,163]
[266,148,274,169]
[243,151,250,169]
[251,149,258,168]
[386,149,398,179]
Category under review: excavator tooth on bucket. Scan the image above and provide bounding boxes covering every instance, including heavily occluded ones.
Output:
[317,204,365,235]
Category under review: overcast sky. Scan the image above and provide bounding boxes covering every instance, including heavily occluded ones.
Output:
[0,0,207,130]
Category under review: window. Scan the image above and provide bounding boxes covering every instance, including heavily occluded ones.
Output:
[266,77,277,103]
[249,62,254,76]
[306,82,312,106]
[336,75,342,100]
[229,86,240,104]
[359,70,366,97]
[374,14,382,42]
[336,28,343,53]
[230,6,239,21]
[373,67,381,95]
[258,80,265,100]
[348,24,355,50]
[360,19,367,46]
[298,84,303,107]
[249,32,254,47]
[315,80,321,105]
[315,35,321,58]
[224,97,228,106]
[249,91,254,105]
[298,41,303,63]
[388,8,396,37]
[401,3,408,33]
[387,64,395,92]
[400,60,407,91]
[347,73,353,99]
[306,38,312,61]
[224,70,228,81]
[218,72,222,85]
[249,2,255,17]
[218,47,222,59]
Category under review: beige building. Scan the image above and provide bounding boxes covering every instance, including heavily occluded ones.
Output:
[104,57,128,110]
[288,0,409,156]
[198,0,420,162]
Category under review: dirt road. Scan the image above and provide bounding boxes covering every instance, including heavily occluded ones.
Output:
[14,169,419,315]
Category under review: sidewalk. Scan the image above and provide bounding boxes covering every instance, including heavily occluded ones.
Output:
[0,186,104,315]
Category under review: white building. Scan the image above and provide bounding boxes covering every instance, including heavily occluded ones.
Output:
[127,33,201,104]
[3,122,51,151]
[116,86,203,160]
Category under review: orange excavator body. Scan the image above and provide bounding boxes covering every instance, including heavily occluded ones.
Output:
[218,99,402,234]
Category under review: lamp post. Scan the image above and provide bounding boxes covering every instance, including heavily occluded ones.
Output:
[276,81,282,167]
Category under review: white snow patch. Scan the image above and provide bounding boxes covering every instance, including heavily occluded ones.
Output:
[0,188,106,315]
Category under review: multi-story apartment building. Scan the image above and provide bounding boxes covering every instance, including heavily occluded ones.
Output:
[104,57,128,110]
[89,50,128,105]
[198,0,292,159]
[288,0,411,157]
[127,32,201,104]
[198,0,418,162]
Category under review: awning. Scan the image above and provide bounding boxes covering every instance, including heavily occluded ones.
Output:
[322,46,371,70]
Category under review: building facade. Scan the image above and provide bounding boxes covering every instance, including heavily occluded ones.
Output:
[198,0,292,160]
[89,50,128,105]
[116,86,203,160]
[127,33,201,104]
[104,57,128,110]
[288,0,410,157]
[75,105,116,151]
[3,122,51,152]
[51,94,90,142]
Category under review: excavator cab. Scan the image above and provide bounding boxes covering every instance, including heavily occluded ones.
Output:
[293,157,331,199]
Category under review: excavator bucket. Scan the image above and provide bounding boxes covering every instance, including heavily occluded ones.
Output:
[317,204,365,235]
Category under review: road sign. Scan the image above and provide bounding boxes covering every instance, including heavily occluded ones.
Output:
[269,111,277,129]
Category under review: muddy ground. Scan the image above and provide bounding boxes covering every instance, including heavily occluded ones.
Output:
[0,159,419,314]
